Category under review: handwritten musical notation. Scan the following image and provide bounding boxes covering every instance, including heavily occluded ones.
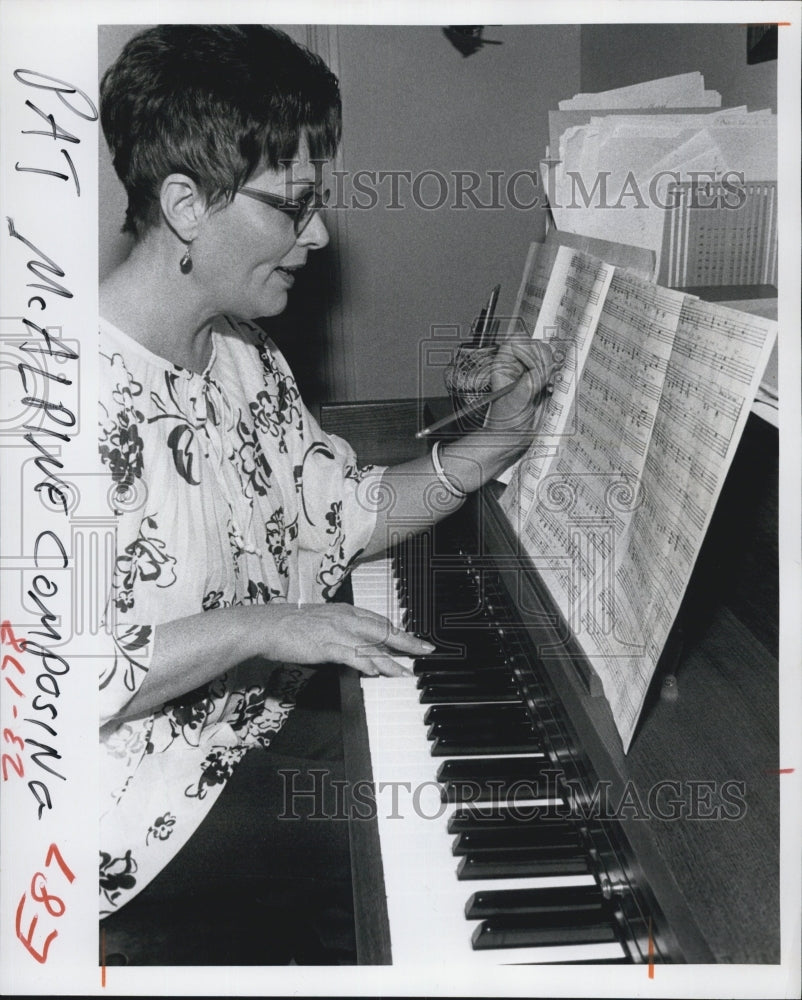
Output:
[501,246,777,751]
[508,240,560,338]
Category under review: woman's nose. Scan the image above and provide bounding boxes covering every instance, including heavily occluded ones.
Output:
[298,210,329,250]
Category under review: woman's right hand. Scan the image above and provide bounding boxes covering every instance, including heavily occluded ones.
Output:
[111,600,430,724]
[256,601,434,677]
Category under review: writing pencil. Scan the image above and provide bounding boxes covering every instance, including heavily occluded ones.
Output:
[415,374,523,439]
[477,283,501,347]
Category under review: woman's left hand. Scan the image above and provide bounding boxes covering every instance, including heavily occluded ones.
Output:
[485,336,563,434]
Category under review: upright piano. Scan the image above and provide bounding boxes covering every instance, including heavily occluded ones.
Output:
[322,400,780,966]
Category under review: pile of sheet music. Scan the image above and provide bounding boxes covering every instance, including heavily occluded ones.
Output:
[541,72,778,289]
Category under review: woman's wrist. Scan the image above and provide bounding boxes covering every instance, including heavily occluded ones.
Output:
[431,439,468,499]
[435,429,527,494]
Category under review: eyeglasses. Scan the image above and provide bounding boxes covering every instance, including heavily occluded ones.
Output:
[237,185,330,236]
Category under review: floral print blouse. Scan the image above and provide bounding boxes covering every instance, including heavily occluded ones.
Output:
[98,316,383,917]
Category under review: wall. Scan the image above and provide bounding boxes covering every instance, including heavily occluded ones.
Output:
[580,23,776,111]
[98,25,138,281]
[333,25,581,401]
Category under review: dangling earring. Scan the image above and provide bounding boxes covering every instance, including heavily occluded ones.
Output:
[179,242,193,274]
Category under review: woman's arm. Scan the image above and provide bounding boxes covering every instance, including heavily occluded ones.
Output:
[362,337,560,558]
[112,601,435,723]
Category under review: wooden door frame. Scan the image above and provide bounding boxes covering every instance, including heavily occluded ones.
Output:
[305,25,357,402]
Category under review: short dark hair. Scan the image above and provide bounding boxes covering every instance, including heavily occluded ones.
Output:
[100,24,341,237]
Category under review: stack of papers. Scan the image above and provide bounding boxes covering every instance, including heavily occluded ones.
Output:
[557,71,721,110]
[542,73,777,287]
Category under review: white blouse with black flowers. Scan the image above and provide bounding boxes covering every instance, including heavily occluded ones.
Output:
[97,315,383,917]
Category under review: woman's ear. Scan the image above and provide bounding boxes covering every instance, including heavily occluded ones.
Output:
[160,174,205,241]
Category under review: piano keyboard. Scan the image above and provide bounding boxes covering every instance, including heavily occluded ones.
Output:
[350,549,630,965]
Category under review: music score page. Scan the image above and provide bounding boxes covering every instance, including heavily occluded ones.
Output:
[500,249,777,750]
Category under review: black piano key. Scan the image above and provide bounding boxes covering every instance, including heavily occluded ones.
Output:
[413,656,512,675]
[457,847,589,879]
[441,780,547,804]
[419,647,507,669]
[421,686,522,705]
[423,703,531,726]
[465,884,605,919]
[430,731,534,750]
[417,670,517,691]
[428,575,475,589]
[430,727,539,748]
[430,599,493,616]
[436,628,503,648]
[427,606,482,625]
[432,603,484,620]
[426,628,503,651]
[432,736,543,757]
[428,719,515,740]
[427,716,537,736]
[437,757,556,784]
[414,639,505,663]
[439,758,559,803]
[428,573,477,590]
[471,912,617,950]
[427,717,538,741]
[430,591,481,612]
[416,666,515,682]
[452,825,581,854]
[448,805,567,832]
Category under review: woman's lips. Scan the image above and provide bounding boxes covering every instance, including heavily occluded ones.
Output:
[275,264,303,286]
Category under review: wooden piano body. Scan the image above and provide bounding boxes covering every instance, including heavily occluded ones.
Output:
[325,399,780,966]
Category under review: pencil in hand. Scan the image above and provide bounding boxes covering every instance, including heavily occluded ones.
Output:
[415,376,523,438]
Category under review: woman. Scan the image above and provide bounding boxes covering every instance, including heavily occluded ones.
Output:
[98,24,558,958]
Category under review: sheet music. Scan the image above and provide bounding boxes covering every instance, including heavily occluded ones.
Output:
[508,239,558,337]
[504,270,685,706]
[532,246,615,415]
[509,234,655,342]
[499,247,615,490]
[500,255,777,751]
